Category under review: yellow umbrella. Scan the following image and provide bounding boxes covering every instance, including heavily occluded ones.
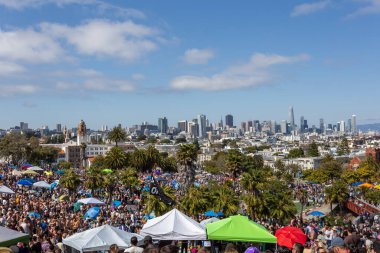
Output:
[359,183,374,188]
[374,185,380,190]
[22,169,38,175]
[59,195,69,201]
[44,171,53,176]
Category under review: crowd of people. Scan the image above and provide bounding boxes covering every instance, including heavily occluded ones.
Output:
[1,163,380,253]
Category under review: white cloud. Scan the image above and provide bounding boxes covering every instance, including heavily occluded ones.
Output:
[0,61,25,75]
[84,79,135,92]
[183,48,214,64]
[131,73,145,81]
[56,78,135,92]
[346,0,380,18]
[41,20,158,61]
[0,0,145,18]
[170,53,310,91]
[0,84,38,96]
[291,0,330,17]
[0,28,63,63]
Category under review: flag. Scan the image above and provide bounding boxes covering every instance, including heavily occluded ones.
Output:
[149,175,175,206]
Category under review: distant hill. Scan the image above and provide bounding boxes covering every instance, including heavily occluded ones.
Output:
[358,123,380,132]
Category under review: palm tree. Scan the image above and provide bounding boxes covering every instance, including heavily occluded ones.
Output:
[105,147,127,170]
[84,168,103,196]
[296,188,308,223]
[325,180,349,213]
[60,169,81,194]
[176,144,197,191]
[79,143,87,170]
[180,186,209,216]
[120,167,139,190]
[240,170,265,219]
[209,184,239,216]
[145,146,160,172]
[108,126,127,147]
[130,149,148,172]
[103,173,117,203]
[144,185,176,216]
[225,149,245,179]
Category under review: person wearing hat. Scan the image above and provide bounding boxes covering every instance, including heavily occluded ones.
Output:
[124,236,143,253]
[329,237,349,253]
[143,236,154,249]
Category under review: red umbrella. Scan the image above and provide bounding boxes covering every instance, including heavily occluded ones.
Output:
[275,226,307,249]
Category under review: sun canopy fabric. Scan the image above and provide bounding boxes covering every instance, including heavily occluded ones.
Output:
[359,183,374,188]
[33,181,51,189]
[22,170,38,175]
[29,166,44,171]
[275,226,307,249]
[200,217,220,227]
[12,170,22,176]
[140,209,207,241]
[0,186,15,194]
[308,211,325,216]
[206,215,277,243]
[352,182,363,187]
[77,198,105,205]
[63,225,142,252]
[0,226,29,247]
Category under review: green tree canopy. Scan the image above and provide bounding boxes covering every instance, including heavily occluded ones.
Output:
[108,126,127,147]
[288,148,304,159]
[308,141,320,157]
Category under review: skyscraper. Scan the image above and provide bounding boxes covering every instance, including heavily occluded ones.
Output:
[177,120,188,133]
[56,124,62,132]
[352,114,357,133]
[300,116,304,133]
[319,118,324,134]
[225,114,233,128]
[280,120,288,134]
[198,114,207,137]
[158,117,168,134]
[347,118,352,133]
[289,106,295,131]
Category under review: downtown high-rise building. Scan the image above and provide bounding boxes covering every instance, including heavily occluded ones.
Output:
[280,120,288,134]
[300,116,304,133]
[20,122,28,130]
[319,118,324,134]
[352,114,357,133]
[56,123,62,132]
[177,120,188,133]
[225,114,233,128]
[197,114,207,137]
[289,106,295,131]
[158,117,168,134]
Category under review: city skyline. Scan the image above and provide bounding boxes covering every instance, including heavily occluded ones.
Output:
[0,1,379,127]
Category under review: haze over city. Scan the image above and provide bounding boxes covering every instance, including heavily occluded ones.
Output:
[0,0,379,128]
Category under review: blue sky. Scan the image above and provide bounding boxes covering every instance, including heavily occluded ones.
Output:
[0,0,379,129]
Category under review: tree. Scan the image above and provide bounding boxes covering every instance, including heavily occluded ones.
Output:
[58,161,72,170]
[60,169,81,194]
[108,126,127,147]
[120,167,139,190]
[0,132,28,164]
[144,185,176,216]
[145,146,160,172]
[288,148,304,159]
[158,156,177,172]
[308,141,319,157]
[105,147,127,170]
[325,180,349,212]
[79,143,87,170]
[176,144,198,190]
[225,149,245,179]
[84,167,103,196]
[130,149,148,172]
[337,138,350,156]
[180,186,209,216]
[175,137,187,144]
[296,188,308,223]
[208,183,239,216]
[90,155,107,170]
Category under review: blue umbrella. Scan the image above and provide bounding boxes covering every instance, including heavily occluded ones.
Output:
[55,170,64,175]
[24,178,35,183]
[352,182,364,187]
[204,210,218,217]
[17,179,33,186]
[308,211,325,216]
[84,207,100,219]
[217,211,224,217]
[28,212,40,218]
[113,200,122,207]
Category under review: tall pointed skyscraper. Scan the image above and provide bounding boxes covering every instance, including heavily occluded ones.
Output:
[289,106,295,131]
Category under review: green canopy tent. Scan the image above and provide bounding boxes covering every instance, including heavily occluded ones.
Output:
[206,215,277,243]
[0,226,29,247]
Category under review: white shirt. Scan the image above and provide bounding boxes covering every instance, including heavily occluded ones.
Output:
[124,246,144,253]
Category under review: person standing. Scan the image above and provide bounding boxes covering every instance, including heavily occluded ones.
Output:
[124,236,144,253]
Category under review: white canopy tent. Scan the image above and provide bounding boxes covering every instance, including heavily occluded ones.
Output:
[140,209,207,241]
[29,166,44,171]
[200,217,219,227]
[77,198,105,205]
[11,170,22,176]
[33,181,51,189]
[0,185,15,194]
[63,225,142,252]
[0,226,29,247]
